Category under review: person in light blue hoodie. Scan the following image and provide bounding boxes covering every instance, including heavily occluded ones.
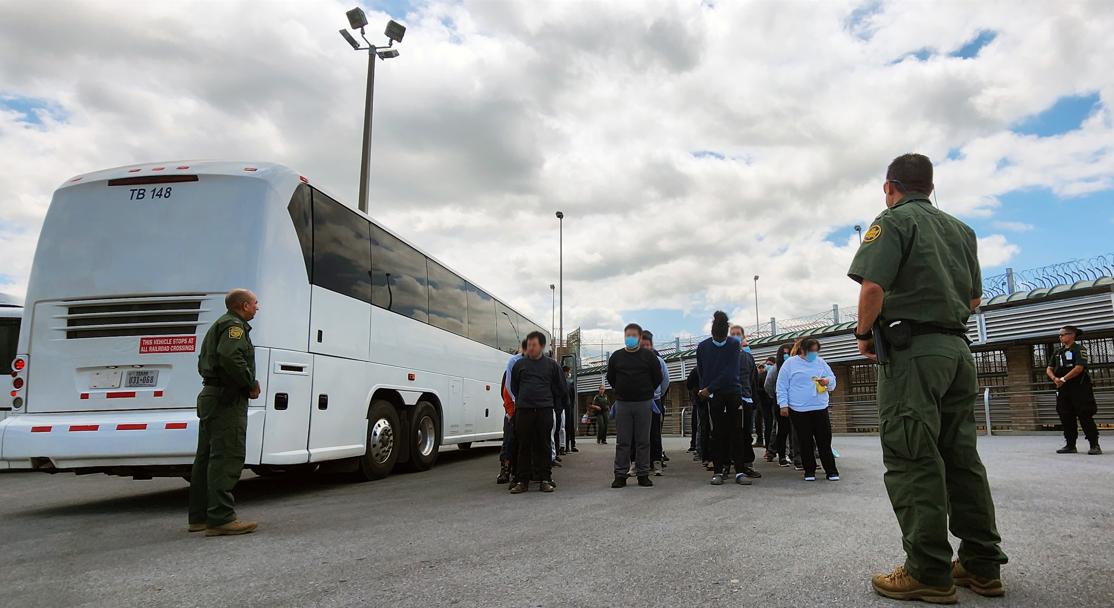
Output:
[776,337,839,481]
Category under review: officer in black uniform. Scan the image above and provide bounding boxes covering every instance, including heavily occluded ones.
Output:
[1046,325,1101,455]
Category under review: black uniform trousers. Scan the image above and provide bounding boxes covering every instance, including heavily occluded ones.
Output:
[1057,384,1099,445]
[514,406,553,483]
[708,393,752,476]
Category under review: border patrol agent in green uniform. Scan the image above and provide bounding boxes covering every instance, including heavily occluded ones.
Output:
[188,289,260,537]
[849,154,1007,603]
[1046,325,1101,455]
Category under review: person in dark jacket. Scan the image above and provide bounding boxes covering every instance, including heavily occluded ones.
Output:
[509,331,567,494]
[607,322,663,488]
[729,325,761,478]
[1047,326,1101,455]
[696,311,750,486]
[687,366,711,465]
[757,357,776,461]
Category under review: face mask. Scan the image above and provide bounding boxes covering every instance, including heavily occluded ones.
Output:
[742,346,751,353]
[806,352,818,362]
[712,339,726,347]
[783,354,789,361]
[624,335,639,349]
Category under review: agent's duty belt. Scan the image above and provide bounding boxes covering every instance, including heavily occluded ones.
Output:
[908,322,969,341]
[202,377,227,387]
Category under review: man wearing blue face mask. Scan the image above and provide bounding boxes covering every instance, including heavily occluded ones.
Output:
[607,323,663,488]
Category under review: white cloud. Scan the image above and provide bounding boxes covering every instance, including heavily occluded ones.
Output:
[0,0,1111,332]
[978,234,1022,268]
[992,221,1035,232]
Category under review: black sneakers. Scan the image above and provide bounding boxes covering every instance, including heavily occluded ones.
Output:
[742,466,762,479]
[1057,444,1078,454]
[637,476,653,487]
[611,475,627,488]
[1089,443,1103,455]
[779,458,790,467]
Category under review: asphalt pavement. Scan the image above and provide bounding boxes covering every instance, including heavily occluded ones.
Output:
[0,434,1111,608]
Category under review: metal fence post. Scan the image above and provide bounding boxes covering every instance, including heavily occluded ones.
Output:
[983,388,993,436]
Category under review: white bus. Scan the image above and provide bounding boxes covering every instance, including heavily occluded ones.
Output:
[1,161,548,481]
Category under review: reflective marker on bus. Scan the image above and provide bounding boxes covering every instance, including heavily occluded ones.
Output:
[0,161,549,480]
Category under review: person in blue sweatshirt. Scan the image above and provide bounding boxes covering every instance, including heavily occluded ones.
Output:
[695,311,751,486]
[776,337,839,481]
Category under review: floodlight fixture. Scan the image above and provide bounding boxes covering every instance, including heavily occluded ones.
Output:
[376,48,400,59]
[346,7,369,30]
[385,19,407,43]
[340,29,361,50]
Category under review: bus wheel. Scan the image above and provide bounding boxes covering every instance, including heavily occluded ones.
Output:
[457,442,472,450]
[355,400,400,481]
[402,401,440,472]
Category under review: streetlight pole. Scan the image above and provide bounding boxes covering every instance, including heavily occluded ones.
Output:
[556,211,564,354]
[339,9,406,214]
[550,284,555,343]
[753,275,760,337]
[854,225,862,245]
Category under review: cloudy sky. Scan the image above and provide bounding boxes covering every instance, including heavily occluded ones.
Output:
[1,0,1112,353]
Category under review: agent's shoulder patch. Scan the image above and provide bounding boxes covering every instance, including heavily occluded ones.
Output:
[228,326,244,339]
[863,224,882,243]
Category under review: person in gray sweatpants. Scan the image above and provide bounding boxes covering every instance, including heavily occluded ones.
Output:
[613,399,654,478]
[606,322,664,488]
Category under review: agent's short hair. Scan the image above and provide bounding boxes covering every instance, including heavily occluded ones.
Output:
[225,289,254,311]
[624,323,643,335]
[1062,325,1083,338]
[886,153,933,195]
[526,330,547,347]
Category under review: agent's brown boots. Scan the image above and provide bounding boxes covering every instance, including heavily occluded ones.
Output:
[205,520,258,537]
[871,566,957,604]
[952,559,1004,597]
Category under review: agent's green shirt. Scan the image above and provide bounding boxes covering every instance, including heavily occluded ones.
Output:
[591,393,610,411]
[197,311,256,390]
[1048,343,1089,384]
[848,193,981,332]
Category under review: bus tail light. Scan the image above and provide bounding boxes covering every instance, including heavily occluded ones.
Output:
[13,357,25,371]
[12,377,23,389]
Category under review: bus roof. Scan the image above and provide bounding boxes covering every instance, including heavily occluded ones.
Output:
[58,160,548,340]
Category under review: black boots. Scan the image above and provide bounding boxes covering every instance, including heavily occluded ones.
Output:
[1057,444,1077,454]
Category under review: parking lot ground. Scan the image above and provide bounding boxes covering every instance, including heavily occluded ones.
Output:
[0,434,1112,608]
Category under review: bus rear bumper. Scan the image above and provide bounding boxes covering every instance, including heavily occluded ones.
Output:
[0,410,208,470]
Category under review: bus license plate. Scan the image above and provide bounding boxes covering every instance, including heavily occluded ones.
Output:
[125,370,159,387]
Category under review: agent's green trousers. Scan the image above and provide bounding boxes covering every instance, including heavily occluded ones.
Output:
[877,334,1008,587]
[188,387,247,528]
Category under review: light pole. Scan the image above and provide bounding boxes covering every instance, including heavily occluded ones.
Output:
[550,284,555,342]
[556,211,564,354]
[753,275,760,337]
[339,8,406,213]
[854,225,862,244]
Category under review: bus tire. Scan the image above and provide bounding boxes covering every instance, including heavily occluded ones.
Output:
[402,401,440,472]
[457,442,472,450]
[355,400,400,481]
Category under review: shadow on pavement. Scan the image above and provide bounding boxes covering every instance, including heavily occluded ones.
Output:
[9,444,502,520]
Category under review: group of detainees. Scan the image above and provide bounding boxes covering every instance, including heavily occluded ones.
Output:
[496,308,841,493]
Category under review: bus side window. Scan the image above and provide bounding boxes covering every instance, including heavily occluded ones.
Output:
[428,260,468,338]
[311,190,372,303]
[466,284,497,349]
[370,225,428,323]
